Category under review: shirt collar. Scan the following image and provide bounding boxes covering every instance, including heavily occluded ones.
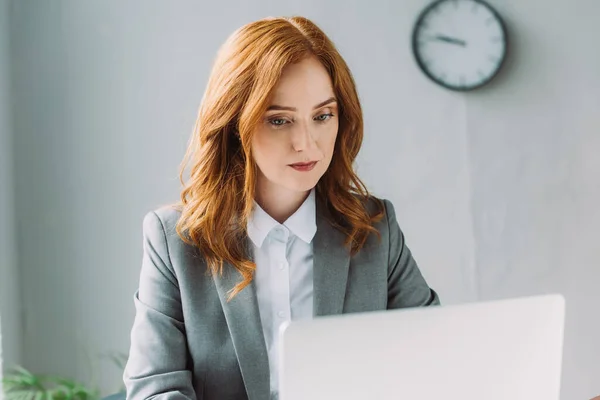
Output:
[283,188,317,244]
[247,188,317,248]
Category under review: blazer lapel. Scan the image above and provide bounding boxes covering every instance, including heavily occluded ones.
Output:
[212,202,352,398]
[313,201,351,316]
[213,242,270,400]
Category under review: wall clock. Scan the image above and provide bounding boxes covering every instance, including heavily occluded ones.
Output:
[412,0,508,91]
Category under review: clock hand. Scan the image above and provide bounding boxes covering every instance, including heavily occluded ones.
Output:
[434,34,467,47]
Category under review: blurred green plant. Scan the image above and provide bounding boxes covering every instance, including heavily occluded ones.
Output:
[2,366,100,400]
[100,351,128,393]
[2,352,128,400]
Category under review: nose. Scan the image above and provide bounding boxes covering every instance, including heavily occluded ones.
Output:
[291,123,316,152]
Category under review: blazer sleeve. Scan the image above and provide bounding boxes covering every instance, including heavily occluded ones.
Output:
[123,211,196,400]
[384,199,441,309]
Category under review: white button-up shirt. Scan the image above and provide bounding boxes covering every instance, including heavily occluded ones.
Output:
[247,189,317,399]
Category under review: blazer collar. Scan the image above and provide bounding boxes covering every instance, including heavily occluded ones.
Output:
[212,246,270,400]
[212,197,351,399]
[313,198,351,316]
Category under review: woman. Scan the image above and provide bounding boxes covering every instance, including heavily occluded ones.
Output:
[124,15,439,400]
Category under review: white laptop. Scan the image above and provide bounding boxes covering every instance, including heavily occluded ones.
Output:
[279,294,565,400]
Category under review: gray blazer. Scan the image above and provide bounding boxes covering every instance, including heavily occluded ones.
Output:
[124,198,440,400]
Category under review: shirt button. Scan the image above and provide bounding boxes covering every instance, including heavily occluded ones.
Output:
[278,311,285,318]
[278,262,285,270]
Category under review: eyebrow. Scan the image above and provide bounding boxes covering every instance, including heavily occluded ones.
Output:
[266,96,337,112]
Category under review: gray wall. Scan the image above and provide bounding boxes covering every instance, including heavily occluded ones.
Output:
[0,0,22,370]
[6,0,600,399]
[466,2,600,396]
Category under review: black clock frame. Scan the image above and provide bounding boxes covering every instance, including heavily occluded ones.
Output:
[411,0,509,92]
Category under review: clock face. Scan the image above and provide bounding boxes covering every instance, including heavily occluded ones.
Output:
[412,0,508,91]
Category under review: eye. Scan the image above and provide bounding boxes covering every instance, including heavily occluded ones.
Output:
[268,117,290,127]
[315,113,334,122]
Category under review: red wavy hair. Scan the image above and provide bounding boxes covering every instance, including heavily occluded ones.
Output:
[176,16,384,299]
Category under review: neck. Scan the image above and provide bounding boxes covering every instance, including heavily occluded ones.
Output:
[254,177,311,224]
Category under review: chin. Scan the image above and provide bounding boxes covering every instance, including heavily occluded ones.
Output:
[281,177,319,193]
[284,182,317,193]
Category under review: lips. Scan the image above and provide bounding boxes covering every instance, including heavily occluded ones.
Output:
[289,161,318,171]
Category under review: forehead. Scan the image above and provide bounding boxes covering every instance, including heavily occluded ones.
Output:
[268,56,335,106]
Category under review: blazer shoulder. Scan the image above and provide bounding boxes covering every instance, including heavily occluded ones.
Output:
[143,204,183,240]
[351,193,387,218]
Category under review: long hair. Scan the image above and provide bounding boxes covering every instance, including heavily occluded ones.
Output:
[176,16,384,299]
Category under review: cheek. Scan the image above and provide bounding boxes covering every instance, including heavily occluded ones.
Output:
[252,131,287,170]
[320,126,339,159]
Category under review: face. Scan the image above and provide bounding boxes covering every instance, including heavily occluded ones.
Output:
[251,55,339,196]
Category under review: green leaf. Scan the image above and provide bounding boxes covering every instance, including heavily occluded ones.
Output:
[2,367,101,400]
